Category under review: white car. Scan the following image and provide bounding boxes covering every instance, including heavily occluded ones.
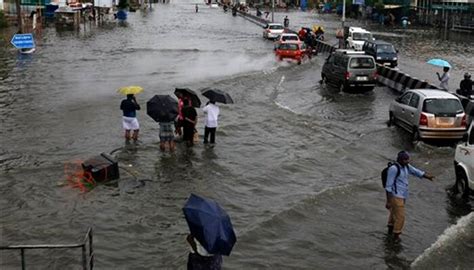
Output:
[346,27,373,51]
[263,23,285,40]
[274,33,300,49]
[454,122,473,198]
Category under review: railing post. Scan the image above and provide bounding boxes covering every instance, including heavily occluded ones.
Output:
[21,248,26,270]
[82,244,87,270]
[89,228,94,270]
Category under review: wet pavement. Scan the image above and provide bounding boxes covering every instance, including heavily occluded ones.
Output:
[1,2,473,269]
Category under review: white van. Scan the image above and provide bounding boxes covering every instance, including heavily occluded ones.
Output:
[346,27,373,51]
[454,122,474,198]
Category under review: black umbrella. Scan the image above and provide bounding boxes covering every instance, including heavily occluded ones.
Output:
[146,95,178,123]
[174,87,201,108]
[201,88,234,104]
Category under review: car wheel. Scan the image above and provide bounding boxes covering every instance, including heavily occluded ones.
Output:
[388,112,395,127]
[412,128,421,143]
[455,170,470,199]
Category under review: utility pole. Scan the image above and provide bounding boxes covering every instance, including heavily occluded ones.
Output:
[15,0,22,33]
[271,0,274,22]
[342,0,346,30]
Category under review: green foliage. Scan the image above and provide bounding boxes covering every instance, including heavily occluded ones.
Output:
[117,0,129,9]
[0,10,8,29]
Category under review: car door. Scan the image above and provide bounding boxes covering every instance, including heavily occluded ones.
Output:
[457,124,474,185]
[406,92,421,128]
[325,54,336,83]
[393,92,413,131]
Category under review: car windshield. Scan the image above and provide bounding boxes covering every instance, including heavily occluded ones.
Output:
[270,25,284,30]
[349,57,375,69]
[376,44,396,53]
[423,98,464,114]
[279,43,299,50]
[282,35,298,41]
[353,33,372,41]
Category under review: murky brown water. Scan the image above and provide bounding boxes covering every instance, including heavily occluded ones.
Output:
[1,3,472,269]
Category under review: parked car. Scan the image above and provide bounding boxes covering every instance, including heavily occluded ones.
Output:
[275,41,310,65]
[263,23,285,39]
[321,49,377,92]
[388,89,467,142]
[362,40,398,68]
[454,122,473,198]
[346,27,373,51]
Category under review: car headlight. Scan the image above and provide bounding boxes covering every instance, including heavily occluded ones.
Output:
[376,57,382,60]
[393,57,398,60]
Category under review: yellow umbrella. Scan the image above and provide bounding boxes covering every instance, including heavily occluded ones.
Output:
[117,86,144,95]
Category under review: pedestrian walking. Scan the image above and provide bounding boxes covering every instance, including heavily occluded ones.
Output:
[159,121,175,152]
[186,234,223,270]
[283,15,289,28]
[182,103,198,147]
[175,93,188,136]
[385,151,434,241]
[195,4,198,13]
[120,94,141,141]
[203,100,220,144]
[436,66,450,91]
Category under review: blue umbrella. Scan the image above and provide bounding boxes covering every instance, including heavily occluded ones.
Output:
[183,194,236,256]
[427,58,452,68]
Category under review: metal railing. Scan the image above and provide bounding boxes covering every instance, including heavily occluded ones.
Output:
[0,227,94,270]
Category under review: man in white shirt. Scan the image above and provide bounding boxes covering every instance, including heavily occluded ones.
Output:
[203,100,220,144]
[437,67,450,91]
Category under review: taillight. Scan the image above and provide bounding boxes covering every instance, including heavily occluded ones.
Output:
[344,72,351,80]
[373,71,378,79]
[419,113,428,126]
[461,115,467,127]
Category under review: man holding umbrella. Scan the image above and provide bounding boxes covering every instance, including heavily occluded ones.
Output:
[201,88,234,145]
[183,194,236,270]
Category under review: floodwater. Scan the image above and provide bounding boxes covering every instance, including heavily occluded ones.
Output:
[1,2,473,269]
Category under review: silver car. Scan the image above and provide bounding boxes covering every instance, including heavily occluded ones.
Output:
[388,89,467,141]
[263,23,285,40]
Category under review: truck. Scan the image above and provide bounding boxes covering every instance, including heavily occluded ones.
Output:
[454,122,473,198]
[345,27,374,51]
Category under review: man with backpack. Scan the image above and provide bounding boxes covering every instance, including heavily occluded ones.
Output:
[384,151,434,241]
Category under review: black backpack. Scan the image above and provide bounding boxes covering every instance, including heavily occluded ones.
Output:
[381,162,401,192]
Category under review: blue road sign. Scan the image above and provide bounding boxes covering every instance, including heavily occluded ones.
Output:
[11,34,36,49]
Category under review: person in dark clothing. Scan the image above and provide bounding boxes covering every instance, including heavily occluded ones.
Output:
[283,16,289,28]
[182,103,198,147]
[458,73,473,98]
[187,234,222,270]
[120,94,141,141]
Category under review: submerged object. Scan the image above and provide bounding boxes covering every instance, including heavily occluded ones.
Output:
[82,153,120,182]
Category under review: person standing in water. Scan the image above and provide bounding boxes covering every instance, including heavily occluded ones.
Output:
[203,100,220,144]
[120,94,141,141]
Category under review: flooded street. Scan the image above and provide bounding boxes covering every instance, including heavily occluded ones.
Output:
[1,1,473,269]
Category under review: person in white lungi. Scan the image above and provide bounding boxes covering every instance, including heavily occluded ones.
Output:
[120,94,141,141]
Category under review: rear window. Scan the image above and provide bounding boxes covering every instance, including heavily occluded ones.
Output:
[279,43,298,50]
[423,99,464,114]
[349,57,375,69]
[353,33,372,41]
[282,35,298,41]
[376,44,396,53]
[270,25,284,30]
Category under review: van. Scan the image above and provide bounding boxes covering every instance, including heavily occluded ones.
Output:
[454,122,473,198]
[362,40,398,68]
[321,50,377,92]
[345,27,373,51]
